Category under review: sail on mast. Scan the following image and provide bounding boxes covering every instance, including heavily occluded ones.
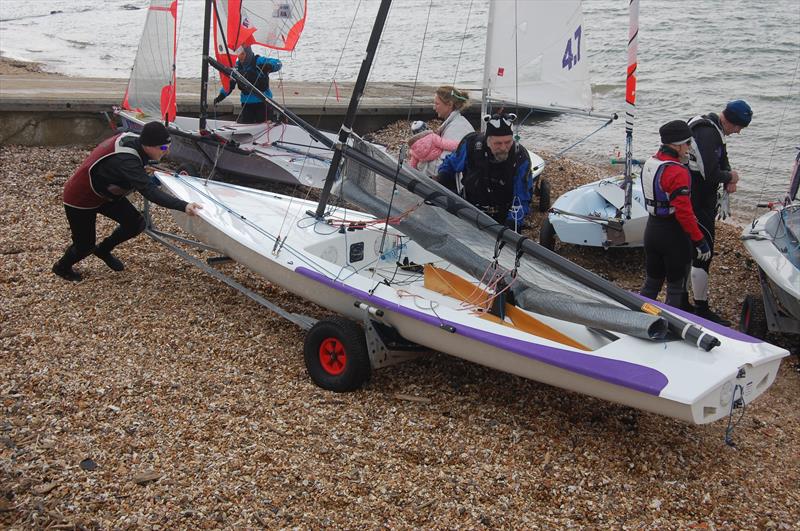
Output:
[212,0,307,81]
[622,0,639,217]
[122,0,178,122]
[483,0,593,114]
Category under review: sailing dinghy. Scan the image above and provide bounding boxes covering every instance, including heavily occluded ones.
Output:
[539,0,648,249]
[740,148,800,338]
[147,0,788,427]
[117,0,337,188]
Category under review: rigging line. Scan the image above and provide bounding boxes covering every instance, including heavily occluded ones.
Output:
[554,116,616,158]
[514,0,519,117]
[757,55,799,208]
[404,0,434,123]
[451,0,475,88]
[320,0,364,124]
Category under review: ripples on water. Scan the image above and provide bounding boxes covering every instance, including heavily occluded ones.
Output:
[1,0,798,220]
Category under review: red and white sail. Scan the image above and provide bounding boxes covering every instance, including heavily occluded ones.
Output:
[122,0,178,122]
[625,0,639,135]
[212,0,307,87]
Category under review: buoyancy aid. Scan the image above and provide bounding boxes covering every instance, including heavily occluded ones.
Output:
[63,133,141,209]
[687,114,725,178]
[640,157,685,217]
[459,133,524,220]
[239,55,269,97]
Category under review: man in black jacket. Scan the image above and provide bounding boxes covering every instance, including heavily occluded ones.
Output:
[687,99,752,324]
[53,122,202,281]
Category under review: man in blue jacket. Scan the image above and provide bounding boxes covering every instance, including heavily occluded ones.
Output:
[213,45,282,124]
[435,113,532,231]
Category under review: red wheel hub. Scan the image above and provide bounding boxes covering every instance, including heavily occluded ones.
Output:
[319,337,347,375]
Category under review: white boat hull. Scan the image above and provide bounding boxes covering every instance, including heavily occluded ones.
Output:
[155,172,788,424]
[549,176,648,248]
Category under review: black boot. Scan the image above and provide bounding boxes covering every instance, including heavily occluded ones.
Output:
[694,300,731,326]
[52,246,84,282]
[94,239,125,271]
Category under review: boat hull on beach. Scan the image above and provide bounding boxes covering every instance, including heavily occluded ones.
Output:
[154,172,788,425]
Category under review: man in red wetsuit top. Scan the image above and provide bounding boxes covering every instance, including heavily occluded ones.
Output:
[53,122,202,281]
[639,120,711,311]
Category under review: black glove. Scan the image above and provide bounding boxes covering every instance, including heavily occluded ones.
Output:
[693,238,711,262]
[213,94,223,105]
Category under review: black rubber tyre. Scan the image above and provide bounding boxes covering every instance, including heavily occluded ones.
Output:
[536,177,552,213]
[304,317,371,392]
[538,217,557,251]
[175,163,200,177]
[739,294,768,339]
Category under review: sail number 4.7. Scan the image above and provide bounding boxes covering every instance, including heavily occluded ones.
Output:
[562,26,582,70]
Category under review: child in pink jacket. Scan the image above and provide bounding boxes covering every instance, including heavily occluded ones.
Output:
[407,121,461,170]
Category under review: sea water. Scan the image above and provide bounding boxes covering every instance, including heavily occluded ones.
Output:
[1,0,798,221]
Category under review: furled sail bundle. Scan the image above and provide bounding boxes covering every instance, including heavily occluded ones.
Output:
[212,0,307,90]
[483,0,592,113]
[122,0,178,121]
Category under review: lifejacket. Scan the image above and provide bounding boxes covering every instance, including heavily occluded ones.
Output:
[640,157,685,217]
[239,55,269,99]
[63,133,141,209]
[687,114,725,178]
[458,132,524,221]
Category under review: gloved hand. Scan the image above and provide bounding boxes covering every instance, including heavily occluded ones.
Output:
[213,94,224,105]
[693,238,711,262]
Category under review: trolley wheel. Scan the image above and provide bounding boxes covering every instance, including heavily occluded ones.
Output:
[536,177,552,213]
[304,317,371,392]
[739,294,768,339]
[539,217,557,251]
[175,163,200,177]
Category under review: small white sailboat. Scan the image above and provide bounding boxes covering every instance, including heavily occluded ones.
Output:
[539,0,648,249]
[740,148,800,338]
[146,0,789,427]
[117,0,336,188]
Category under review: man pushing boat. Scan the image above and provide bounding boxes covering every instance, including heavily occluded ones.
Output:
[53,122,203,282]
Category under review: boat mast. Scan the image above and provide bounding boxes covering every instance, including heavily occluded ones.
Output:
[199,0,213,131]
[314,0,393,219]
[622,0,639,219]
[479,0,497,123]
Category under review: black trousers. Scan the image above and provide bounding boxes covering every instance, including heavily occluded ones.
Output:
[64,199,146,257]
[237,102,268,124]
[643,216,692,283]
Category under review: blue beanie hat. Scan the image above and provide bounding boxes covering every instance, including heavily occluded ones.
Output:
[723,100,753,127]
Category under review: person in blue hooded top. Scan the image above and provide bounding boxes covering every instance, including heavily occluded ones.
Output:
[213,44,282,124]
[685,99,753,325]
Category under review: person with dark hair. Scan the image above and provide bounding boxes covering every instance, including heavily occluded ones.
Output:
[639,120,709,311]
[435,113,532,231]
[213,44,282,124]
[415,85,474,177]
[53,122,202,282]
[686,99,753,324]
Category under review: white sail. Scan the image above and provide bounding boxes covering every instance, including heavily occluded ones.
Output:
[123,0,178,121]
[483,0,592,113]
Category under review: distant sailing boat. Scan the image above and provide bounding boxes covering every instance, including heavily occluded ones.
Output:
[117,0,337,188]
[539,0,649,249]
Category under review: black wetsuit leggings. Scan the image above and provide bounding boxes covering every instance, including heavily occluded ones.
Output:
[64,199,146,256]
[691,207,716,272]
[237,102,268,124]
[643,216,692,283]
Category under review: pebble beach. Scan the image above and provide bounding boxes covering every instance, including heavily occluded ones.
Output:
[1,57,799,529]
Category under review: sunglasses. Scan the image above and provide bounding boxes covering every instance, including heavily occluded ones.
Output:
[158,143,171,151]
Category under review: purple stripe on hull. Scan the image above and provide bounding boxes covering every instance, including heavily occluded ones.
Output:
[296,267,669,396]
